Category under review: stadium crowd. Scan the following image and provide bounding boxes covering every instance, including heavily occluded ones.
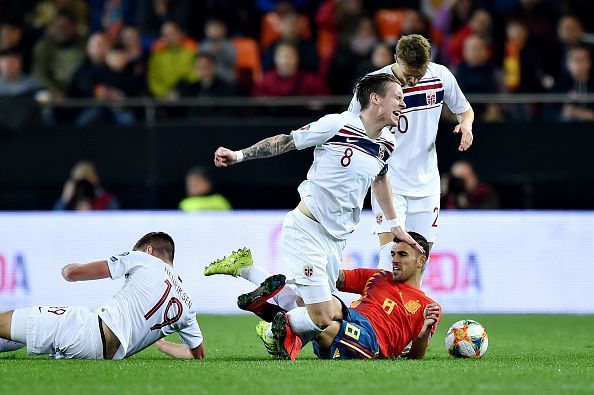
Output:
[1,0,593,123]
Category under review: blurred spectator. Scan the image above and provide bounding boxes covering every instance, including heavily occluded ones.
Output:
[352,42,393,86]
[89,0,137,41]
[54,160,120,210]
[442,160,500,209]
[255,0,309,13]
[262,11,318,73]
[137,0,191,40]
[32,9,86,98]
[502,19,544,93]
[147,20,197,97]
[120,26,147,81]
[329,17,378,94]
[547,15,590,81]
[455,34,501,121]
[504,0,556,53]
[0,48,44,97]
[0,19,36,72]
[401,8,441,61]
[199,19,237,84]
[176,53,236,98]
[433,0,474,37]
[68,32,110,98]
[448,8,493,66]
[29,0,89,37]
[553,46,594,121]
[73,43,143,125]
[315,0,367,75]
[65,179,96,210]
[179,166,231,211]
[252,42,329,97]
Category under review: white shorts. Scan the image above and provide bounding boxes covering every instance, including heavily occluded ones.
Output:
[371,193,440,243]
[15,306,104,359]
[280,208,346,304]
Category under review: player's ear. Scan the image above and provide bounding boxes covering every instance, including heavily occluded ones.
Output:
[371,92,379,105]
[145,245,154,255]
[417,254,427,269]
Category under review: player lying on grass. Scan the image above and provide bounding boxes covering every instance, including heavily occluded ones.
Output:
[204,232,441,360]
[0,232,205,360]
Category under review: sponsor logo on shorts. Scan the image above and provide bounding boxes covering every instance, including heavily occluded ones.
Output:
[304,264,314,277]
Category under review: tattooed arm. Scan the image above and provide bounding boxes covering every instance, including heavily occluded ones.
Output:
[213,134,296,167]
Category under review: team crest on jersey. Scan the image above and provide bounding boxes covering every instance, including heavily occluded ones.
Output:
[304,264,314,277]
[376,213,383,224]
[404,300,422,314]
[378,145,386,160]
[426,91,437,105]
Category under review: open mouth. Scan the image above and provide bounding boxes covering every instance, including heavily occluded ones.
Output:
[392,266,401,272]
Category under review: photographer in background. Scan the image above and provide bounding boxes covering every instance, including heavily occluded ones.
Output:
[441,160,499,209]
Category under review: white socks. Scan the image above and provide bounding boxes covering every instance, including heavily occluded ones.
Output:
[286,306,322,343]
[377,241,394,271]
[239,266,300,311]
[0,338,25,352]
[239,266,271,285]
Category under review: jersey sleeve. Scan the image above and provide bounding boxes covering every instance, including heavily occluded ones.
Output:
[340,268,383,294]
[290,114,342,150]
[178,316,203,349]
[106,251,146,280]
[440,65,471,115]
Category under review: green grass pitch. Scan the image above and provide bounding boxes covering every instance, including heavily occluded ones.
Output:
[1,314,593,394]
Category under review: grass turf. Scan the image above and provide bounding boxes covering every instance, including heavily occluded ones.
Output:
[1,314,593,394]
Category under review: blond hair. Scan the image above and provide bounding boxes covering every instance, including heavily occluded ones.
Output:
[395,34,431,69]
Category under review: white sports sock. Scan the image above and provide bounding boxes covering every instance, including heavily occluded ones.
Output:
[273,286,299,311]
[287,307,322,343]
[239,266,271,285]
[0,338,25,352]
[377,241,394,271]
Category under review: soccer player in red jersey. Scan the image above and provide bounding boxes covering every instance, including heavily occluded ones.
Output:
[313,231,441,359]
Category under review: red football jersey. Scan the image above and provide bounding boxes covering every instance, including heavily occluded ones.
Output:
[341,268,441,358]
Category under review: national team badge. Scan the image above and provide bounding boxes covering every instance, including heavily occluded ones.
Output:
[304,264,314,277]
[376,213,383,224]
[404,300,422,314]
[378,145,385,160]
[426,91,437,105]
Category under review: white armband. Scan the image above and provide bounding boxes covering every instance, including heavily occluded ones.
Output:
[234,150,244,163]
[387,218,404,229]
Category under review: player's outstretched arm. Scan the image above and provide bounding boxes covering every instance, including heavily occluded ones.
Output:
[372,175,424,254]
[155,339,205,360]
[213,134,296,167]
[454,107,474,152]
[408,303,440,359]
[61,260,111,282]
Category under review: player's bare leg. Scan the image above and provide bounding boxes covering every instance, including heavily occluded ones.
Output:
[0,310,26,353]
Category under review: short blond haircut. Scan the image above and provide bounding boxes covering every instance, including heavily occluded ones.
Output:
[395,34,431,69]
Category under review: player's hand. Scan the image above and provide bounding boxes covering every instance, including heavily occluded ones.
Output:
[391,226,425,254]
[423,303,440,327]
[453,123,473,151]
[214,147,237,167]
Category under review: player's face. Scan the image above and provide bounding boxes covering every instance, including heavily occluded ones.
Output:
[390,242,422,282]
[398,63,427,87]
[378,82,406,127]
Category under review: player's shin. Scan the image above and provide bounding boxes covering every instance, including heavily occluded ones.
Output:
[286,306,323,343]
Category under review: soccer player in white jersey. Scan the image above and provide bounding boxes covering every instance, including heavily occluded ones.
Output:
[0,232,205,360]
[348,34,475,281]
[213,73,423,360]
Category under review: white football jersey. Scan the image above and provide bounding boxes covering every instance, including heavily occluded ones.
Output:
[98,251,202,359]
[348,62,471,196]
[291,111,396,239]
